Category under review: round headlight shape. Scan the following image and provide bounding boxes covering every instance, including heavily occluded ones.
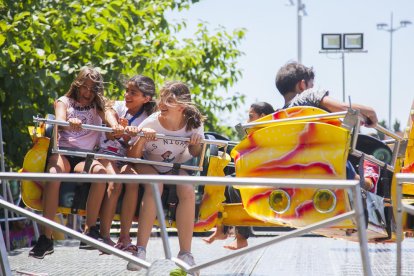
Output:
[313,189,337,213]
[269,189,290,214]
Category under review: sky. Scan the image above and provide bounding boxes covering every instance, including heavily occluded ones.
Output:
[167,0,414,131]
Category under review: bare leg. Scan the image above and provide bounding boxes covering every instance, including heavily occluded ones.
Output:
[202,225,228,244]
[99,160,121,241]
[224,229,248,250]
[135,164,162,248]
[75,160,107,233]
[43,154,71,238]
[176,170,195,253]
[118,164,139,244]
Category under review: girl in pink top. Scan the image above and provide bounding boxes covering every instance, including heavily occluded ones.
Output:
[29,66,122,259]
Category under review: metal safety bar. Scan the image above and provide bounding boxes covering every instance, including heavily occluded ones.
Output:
[33,116,229,147]
[395,173,414,276]
[54,148,206,172]
[239,111,348,130]
[0,172,372,275]
[33,116,229,173]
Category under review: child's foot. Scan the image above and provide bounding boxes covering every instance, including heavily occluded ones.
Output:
[127,246,146,271]
[177,251,200,276]
[202,230,227,244]
[79,225,103,250]
[223,237,248,250]
[29,235,54,259]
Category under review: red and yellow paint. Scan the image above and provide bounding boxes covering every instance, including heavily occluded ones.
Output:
[231,107,354,228]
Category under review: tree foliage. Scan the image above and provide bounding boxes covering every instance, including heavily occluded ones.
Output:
[0,0,246,169]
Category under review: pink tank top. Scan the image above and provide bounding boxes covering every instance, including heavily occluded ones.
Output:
[57,96,102,150]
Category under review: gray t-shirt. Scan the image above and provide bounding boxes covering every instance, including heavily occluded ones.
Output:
[283,88,329,111]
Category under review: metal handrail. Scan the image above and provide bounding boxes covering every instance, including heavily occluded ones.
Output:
[34,116,230,173]
[395,173,414,276]
[239,111,348,130]
[0,172,372,276]
[33,116,229,147]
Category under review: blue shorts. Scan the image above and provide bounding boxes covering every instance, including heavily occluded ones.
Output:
[346,161,356,180]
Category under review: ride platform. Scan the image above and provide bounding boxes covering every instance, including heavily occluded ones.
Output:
[7,234,414,275]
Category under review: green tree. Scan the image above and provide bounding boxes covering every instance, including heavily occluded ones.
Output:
[0,0,246,169]
[377,120,387,140]
[393,119,401,133]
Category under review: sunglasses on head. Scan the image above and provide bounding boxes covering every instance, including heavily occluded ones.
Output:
[81,84,100,93]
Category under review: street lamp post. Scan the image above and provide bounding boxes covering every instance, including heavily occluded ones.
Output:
[377,13,411,130]
[287,0,307,63]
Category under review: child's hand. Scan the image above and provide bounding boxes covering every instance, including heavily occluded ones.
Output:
[119,118,128,128]
[68,117,82,131]
[189,133,203,145]
[112,124,124,138]
[141,128,157,141]
[125,126,140,137]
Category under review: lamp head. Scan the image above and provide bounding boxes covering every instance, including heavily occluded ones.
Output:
[377,23,388,30]
[285,0,294,6]
[400,20,412,27]
[298,3,307,16]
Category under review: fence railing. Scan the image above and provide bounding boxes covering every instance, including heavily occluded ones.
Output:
[0,172,372,276]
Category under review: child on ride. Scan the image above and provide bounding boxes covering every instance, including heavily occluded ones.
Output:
[126,81,205,272]
[203,102,275,250]
[98,75,156,250]
[29,66,122,259]
[275,61,380,186]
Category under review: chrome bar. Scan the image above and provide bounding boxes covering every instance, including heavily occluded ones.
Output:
[390,139,401,168]
[0,172,359,189]
[395,173,414,182]
[0,225,11,276]
[395,174,414,276]
[240,111,348,130]
[34,116,228,147]
[383,139,396,145]
[375,124,404,141]
[151,182,172,259]
[0,216,29,222]
[352,184,372,276]
[0,171,366,275]
[396,177,404,276]
[0,199,151,270]
[402,204,414,215]
[52,148,203,172]
[0,110,10,252]
[350,149,394,171]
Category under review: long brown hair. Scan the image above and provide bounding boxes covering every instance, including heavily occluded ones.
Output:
[65,66,106,111]
[159,81,206,131]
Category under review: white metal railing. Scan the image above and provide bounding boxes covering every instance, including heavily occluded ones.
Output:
[0,172,372,275]
[395,173,414,276]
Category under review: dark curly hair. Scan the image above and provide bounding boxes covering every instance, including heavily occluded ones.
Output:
[275,62,315,96]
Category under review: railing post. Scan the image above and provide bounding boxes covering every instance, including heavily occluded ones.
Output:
[0,110,10,252]
[0,225,12,276]
[352,185,372,276]
[396,178,403,276]
[151,182,172,260]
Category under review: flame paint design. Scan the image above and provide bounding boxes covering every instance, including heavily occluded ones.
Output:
[231,108,350,228]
